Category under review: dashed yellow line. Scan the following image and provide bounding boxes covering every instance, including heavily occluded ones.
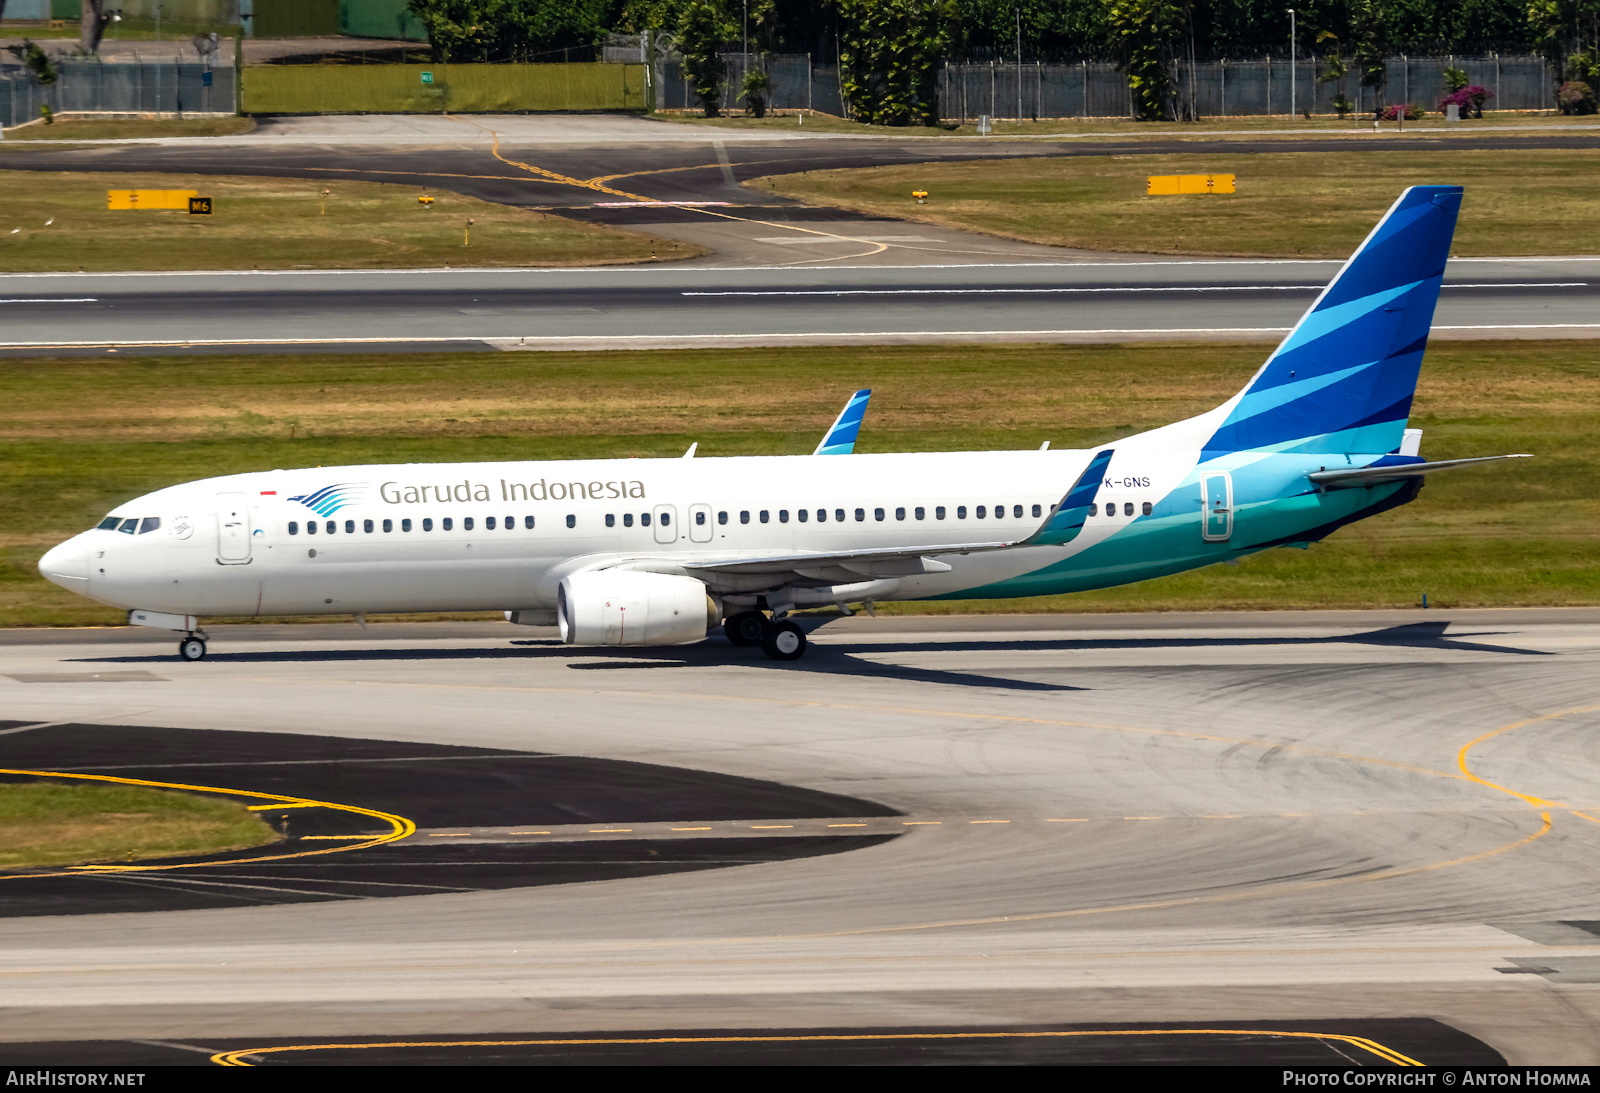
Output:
[209,1028,1422,1067]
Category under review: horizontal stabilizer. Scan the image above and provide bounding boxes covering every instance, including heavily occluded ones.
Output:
[1309,453,1532,489]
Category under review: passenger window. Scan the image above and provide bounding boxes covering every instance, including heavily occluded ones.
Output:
[1014,505,1023,519]
[835,509,845,523]
[566,514,575,528]
[718,511,728,525]
[1032,504,1042,518]
[895,507,906,520]
[957,506,967,519]
[740,510,750,524]
[797,509,807,523]
[97,516,121,530]
[874,508,885,522]
[364,519,374,533]
[382,519,392,532]
[624,513,634,527]
[288,521,299,535]
[642,513,651,527]
[606,514,615,528]
[118,518,138,534]
[524,515,535,529]
[486,517,497,530]
[855,508,865,522]
[464,517,474,531]
[326,521,336,535]
[816,509,826,523]
[696,511,706,525]
[344,519,355,534]
[504,515,513,530]
[914,507,925,520]
[779,510,789,523]
[1124,502,1134,516]
[402,518,412,532]
[1088,503,1098,516]
[661,512,670,526]
[760,510,769,523]
[139,517,161,534]
[975,506,986,519]
[423,518,433,531]
[1142,502,1153,516]
[442,517,453,531]
[307,521,318,535]
[936,506,946,520]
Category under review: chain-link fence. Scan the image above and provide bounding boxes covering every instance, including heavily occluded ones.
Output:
[658,52,1551,120]
[1,61,237,127]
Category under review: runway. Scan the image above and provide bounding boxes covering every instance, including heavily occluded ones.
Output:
[2,609,1598,1064]
[2,258,1596,353]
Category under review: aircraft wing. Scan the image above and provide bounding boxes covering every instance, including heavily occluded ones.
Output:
[813,389,872,455]
[679,540,1015,580]
[1308,453,1532,489]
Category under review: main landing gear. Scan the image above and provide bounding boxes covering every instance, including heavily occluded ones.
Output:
[178,633,207,661]
[723,611,807,661]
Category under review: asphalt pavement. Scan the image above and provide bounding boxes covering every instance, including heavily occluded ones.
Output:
[1,610,1598,1064]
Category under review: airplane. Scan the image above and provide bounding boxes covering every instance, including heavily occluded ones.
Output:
[39,186,1529,663]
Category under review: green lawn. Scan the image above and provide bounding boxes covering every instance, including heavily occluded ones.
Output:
[758,148,1600,257]
[0,781,277,869]
[0,169,683,271]
[1,340,1594,626]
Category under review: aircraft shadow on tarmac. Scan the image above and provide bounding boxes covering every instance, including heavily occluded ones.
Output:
[70,621,1544,694]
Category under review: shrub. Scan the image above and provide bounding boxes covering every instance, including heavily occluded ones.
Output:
[1380,102,1425,120]
[1442,65,1469,93]
[741,66,772,119]
[1439,85,1492,119]
[1330,93,1354,116]
[1557,80,1598,115]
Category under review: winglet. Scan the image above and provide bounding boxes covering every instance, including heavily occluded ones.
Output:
[815,389,872,455]
[1024,449,1113,546]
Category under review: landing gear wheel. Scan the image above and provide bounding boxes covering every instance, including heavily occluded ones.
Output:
[724,611,767,647]
[178,637,206,662]
[761,620,806,661]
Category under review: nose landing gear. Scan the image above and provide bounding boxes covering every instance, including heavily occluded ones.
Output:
[722,611,808,661]
[178,634,207,661]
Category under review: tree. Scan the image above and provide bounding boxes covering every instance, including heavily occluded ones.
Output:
[1107,0,1183,120]
[80,0,115,56]
[678,0,731,116]
[836,0,957,126]
[1349,0,1391,113]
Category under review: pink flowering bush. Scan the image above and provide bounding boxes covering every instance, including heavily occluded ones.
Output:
[1380,102,1425,120]
[1439,85,1492,118]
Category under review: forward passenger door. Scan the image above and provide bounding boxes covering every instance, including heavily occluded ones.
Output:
[653,504,678,544]
[215,492,253,563]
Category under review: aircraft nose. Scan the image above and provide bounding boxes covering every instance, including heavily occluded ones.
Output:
[38,536,90,591]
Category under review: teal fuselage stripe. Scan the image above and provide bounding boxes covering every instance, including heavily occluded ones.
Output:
[938,478,1408,600]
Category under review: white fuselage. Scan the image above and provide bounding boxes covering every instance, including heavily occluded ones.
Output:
[40,447,1191,619]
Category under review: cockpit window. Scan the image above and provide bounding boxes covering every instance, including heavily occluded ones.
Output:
[117,518,138,534]
[97,516,121,530]
[138,517,161,534]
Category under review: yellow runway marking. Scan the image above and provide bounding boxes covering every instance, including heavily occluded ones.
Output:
[672,826,711,831]
[0,767,415,877]
[969,819,1010,824]
[751,825,793,829]
[589,829,633,833]
[510,831,550,835]
[828,823,868,827]
[298,835,376,841]
[209,1028,1422,1067]
[246,802,324,811]
[902,821,941,826]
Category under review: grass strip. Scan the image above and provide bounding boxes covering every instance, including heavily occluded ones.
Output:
[758,148,1600,257]
[0,340,1593,625]
[0,781,278,869]
[0,169,681,271]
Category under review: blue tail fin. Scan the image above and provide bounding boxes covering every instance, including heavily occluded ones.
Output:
[1205,186,1462,457]
[814,389,871,455]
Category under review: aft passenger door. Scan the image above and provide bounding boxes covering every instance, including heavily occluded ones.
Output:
[215,492,253,563]
[653,504,678,544]
[688,503,713,543]
[1200,472,1232,541]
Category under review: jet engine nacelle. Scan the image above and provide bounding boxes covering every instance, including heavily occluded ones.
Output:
[557,570,717,646]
